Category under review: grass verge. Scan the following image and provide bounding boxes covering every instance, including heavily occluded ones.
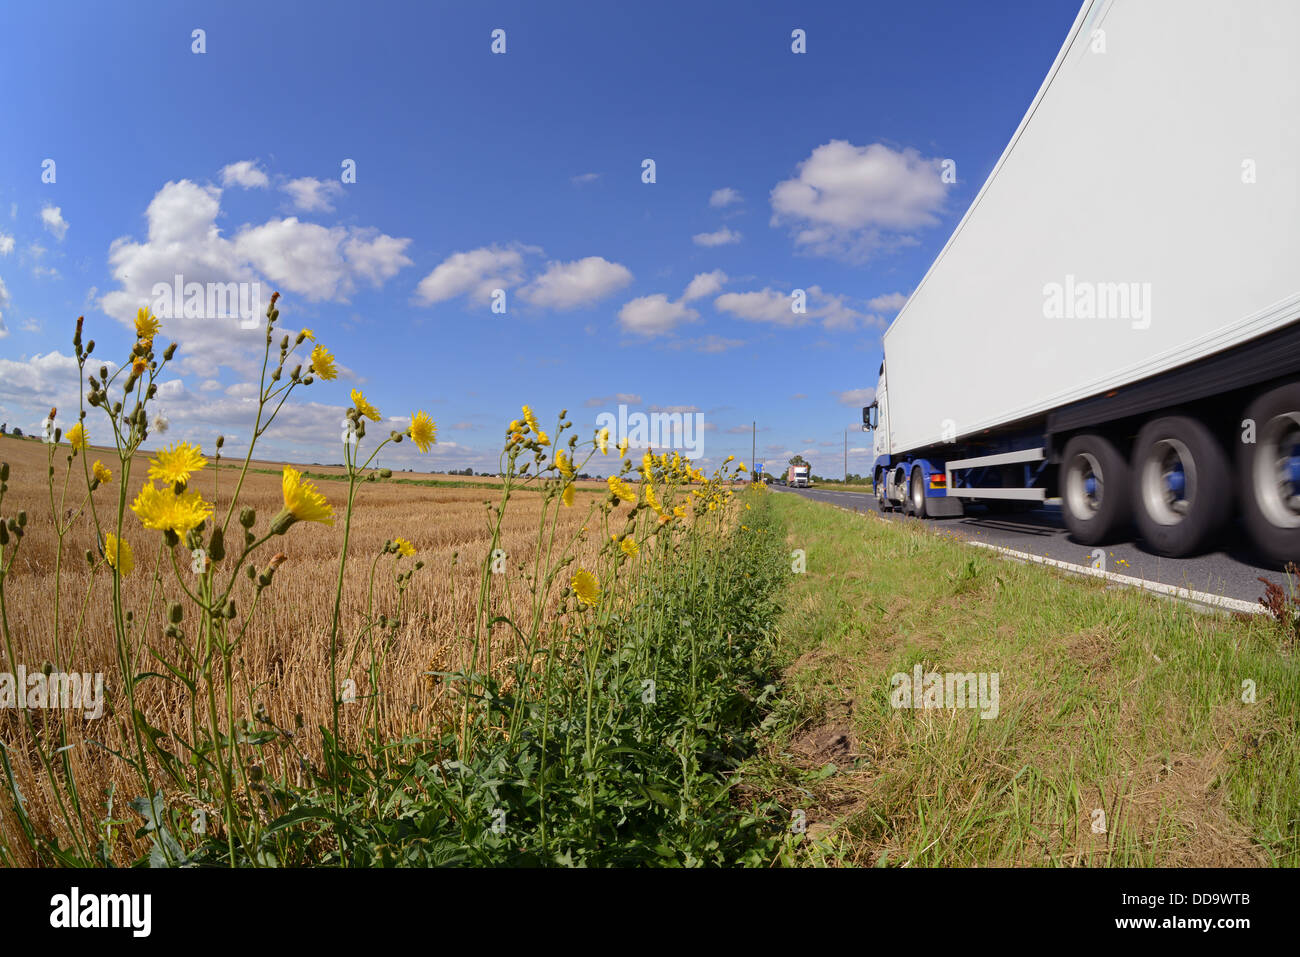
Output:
[747,493,1299,867]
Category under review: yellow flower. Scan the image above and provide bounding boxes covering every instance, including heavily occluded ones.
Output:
[130,483,213,535]
[393,537,416,558]
[641,451,653,475]
[300,328,316,342]
[644,482,663,514]
[572,568,600,606]
[272,466,334,532]
[607,475,637,504]
[597,427,610,455]
[105,534,134,577]
[148,442,206,485]
[408,410,437,452]
[618,437,629,458]
[556,450,574,478]
[131,357,148,378]
[66,423,88,451]
[737,461,747,472]
[562,484,575,507]
[535,429,551,446]
[673,505,686,519]
[620,537,639,559]
[135,307,160,341]
[522,404,541,433]
[310,344,338,380]
[351,389,381,422]
[92,460,112,486]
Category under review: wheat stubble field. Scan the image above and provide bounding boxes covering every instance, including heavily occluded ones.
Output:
[0,432,609,864]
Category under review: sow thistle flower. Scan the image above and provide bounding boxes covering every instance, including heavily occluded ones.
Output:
[92,460,113,486]
[148,442,206,485]
[135,307,160,342]
[617,437,629,458]
[130,483,213,535]
[561,484,575,507]
[597,427,610,455]
[572,568,600,607]
[309,344,338,381]
[408,410,437,452]
[521,404,541,433]
[271,466,335,533]
[607,475,636,504]
[351,389,381,422]
[393,537,416,558]
[556,449,574,478]
[66,423,88,451]
[105,533,134,577]
[619,537,639,559]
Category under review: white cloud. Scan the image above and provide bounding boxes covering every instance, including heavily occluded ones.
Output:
[692,226,741,247]
[99,179,412,377]
[571,172,600,185]
[221,160,270,189]
[673,335,743,353]
[41,205,68,241]
[714,288,805,326]
[868,291,908,312]
[200,379,222,392]
[518,256,633,310]
[618,294,698,337]
[21,318,40,333]
[0,233,13,256]
[283,177,344,213]
[709,187,742,208]
[0,276,9,336]
[413,244,534,306]
[834,387,876,406]
[680,270,727,302]
[770,141,947,261]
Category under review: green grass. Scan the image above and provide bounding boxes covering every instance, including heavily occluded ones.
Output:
[749,493,1299,867]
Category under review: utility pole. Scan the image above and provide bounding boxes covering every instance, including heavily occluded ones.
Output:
[752,420,755,478]
[844,427,848,482]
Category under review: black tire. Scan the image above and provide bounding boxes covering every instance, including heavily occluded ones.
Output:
[876,473,889,512]
[1239,382,1300,563]
[1060,432,1131,545]
[908,466,927,518]
[1131,415,1231,557]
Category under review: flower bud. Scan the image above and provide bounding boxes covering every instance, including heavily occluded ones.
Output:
[223,599,237,619]
[239,506,256,528]
[86,340,94,355]
[0,463,8,482]
[208,527,225,562]
[16,511,26,528]
[164,343,177,360]
[246,564,257,581]
[0,524,8,546]
[168,602,184,624]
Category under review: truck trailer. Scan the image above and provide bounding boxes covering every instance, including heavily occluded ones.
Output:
[787,465,810,488]
[864,0,1300,562]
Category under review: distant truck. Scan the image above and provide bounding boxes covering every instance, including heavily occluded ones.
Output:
[787,465,810,488]
[864,0,1300,562]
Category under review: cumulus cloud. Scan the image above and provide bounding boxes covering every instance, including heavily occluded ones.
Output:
[715,284,877,331]
[221,160,270,189]
[98,179,413,377]
[617,294,698,337]
[868,291,909,312]
[709,187,742,208]
[413,244,535,306]
[283,177,344,213]
[770,141,947,261]
[571,172,600,185]
[680,270,727,303]
[518,256,632,310]
[834,387,877,406]
[0,233,13,256]
[692,226,741,247]
[41,205,68,241]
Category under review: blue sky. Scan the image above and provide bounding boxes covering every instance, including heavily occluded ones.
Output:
[0,0,1082,476]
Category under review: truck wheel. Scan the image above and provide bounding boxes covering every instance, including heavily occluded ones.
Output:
[1132,415,1231,557]
[908,465,928,518]
[1061,433,1131,545]
[1239,383,1300,563]
[876,474,889,512]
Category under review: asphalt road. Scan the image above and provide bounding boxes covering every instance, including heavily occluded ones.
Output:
[771,485,1288,606]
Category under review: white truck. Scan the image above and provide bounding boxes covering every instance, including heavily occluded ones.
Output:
[787,464,810,488]
[864,0,1300,561]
